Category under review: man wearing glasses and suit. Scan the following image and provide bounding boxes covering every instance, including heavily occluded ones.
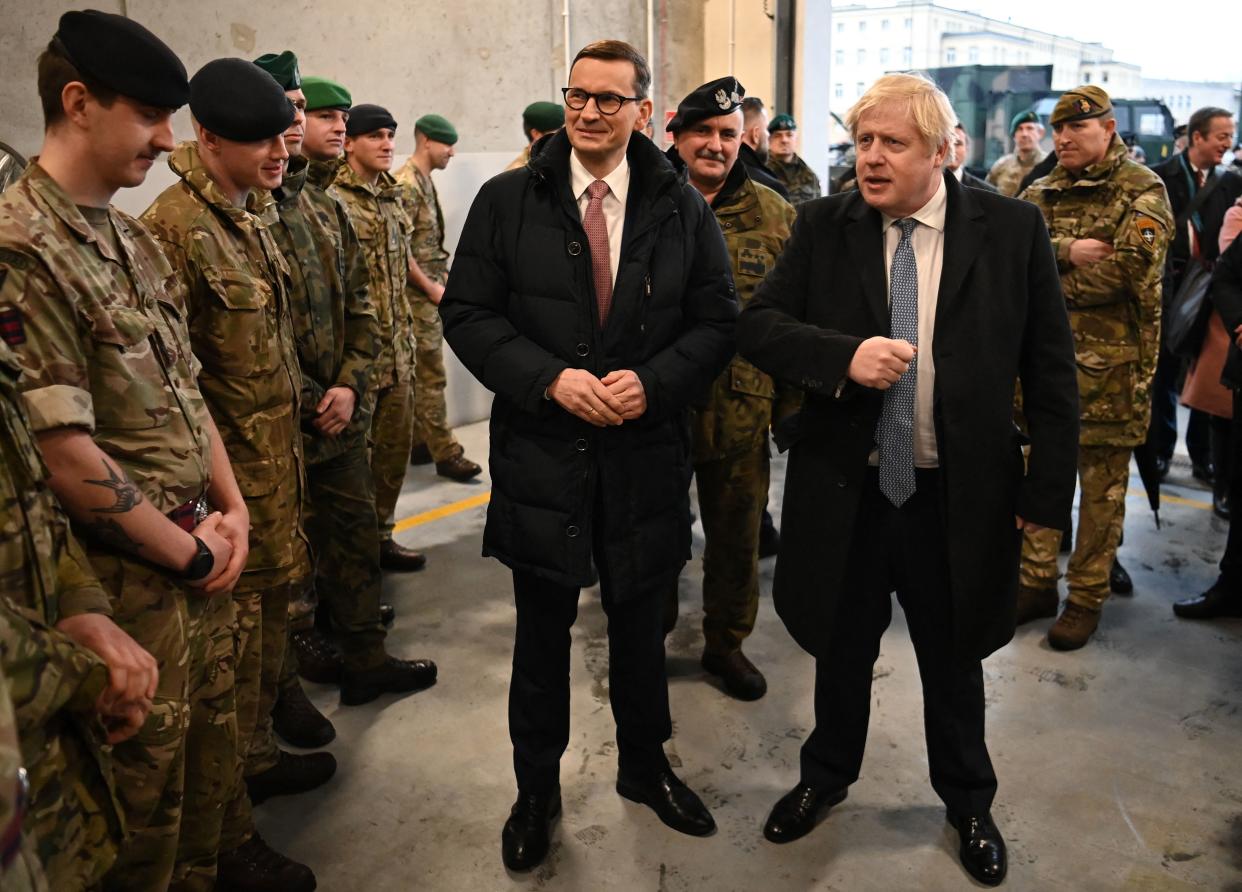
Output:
[441,40,736,873]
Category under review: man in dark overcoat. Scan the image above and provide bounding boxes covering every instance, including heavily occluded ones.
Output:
[440,40,736,873]
[737,73,1079,887]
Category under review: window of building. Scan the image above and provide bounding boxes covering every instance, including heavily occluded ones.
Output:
[946,47,956,64]
[835,49,844,65]
[837,21,844,33]
[834,83,843,99]
[903,47,912,65]
[857,49,866,64]
[859,20,866,32]
[1102,70,1109,83]
[880,48,889,64]
[882,18,890,30]
[856,81,865,97]
[968,46,978,63]
[1083,72,1091,83]
[904,16,912,28]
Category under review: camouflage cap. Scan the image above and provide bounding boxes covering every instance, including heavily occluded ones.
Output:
[1050,86,1112,127]
[302,77,351,112]
[768,113,797,133]
[667,76,745,133]
[1010,109,1040,134]
[54,10,189,109]
[522,101,564,134]
[415,114,458,146]
[252,50,301,91]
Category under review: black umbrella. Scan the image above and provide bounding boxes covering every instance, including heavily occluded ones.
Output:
[1132,440,1162,529]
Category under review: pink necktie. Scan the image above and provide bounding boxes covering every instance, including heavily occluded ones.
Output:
[584,180,613,326]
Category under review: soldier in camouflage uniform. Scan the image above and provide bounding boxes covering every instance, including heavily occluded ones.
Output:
[766,113,822,206]
[395,114,483,481]
[987,110,1047,198]
[665,79,796,700]
[505,102,565,172]
[0,15,250,891]
[140,58,326,891]
[1017,86,1171,650]
[267,67,436,715]
[334,105,430,572]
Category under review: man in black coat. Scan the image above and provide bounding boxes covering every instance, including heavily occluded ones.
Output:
[440,41,736,873]
[948,123,998,193]
[1149,107,1242,478]
[739,96,791,200]
[737,73,1079,887]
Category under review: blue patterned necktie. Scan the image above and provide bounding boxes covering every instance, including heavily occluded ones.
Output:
[878,218,918,507]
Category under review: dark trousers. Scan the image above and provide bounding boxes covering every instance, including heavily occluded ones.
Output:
[509,513,674,793]
[1218,390,1242,588]
[799,468,998,818]
[1149,344,1211,466]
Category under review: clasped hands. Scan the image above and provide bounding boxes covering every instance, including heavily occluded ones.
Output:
[547,368,646,427]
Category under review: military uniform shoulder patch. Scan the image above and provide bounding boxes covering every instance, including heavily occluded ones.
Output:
[0,306,25,346]
[1134,214,1159,249]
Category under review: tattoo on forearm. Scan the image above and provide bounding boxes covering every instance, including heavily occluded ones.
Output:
[81,517,143,554]
[84,461,144,514]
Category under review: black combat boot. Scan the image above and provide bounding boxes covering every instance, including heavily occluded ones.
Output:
[217,832,316,892]
[340,656,437,706]
[272,680,336,748]
[245,749,337,805]
[290,627,343,685]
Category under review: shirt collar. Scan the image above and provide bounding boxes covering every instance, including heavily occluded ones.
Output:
[881,172,947,234]
[951,165,964,182]
[570,149,630,205]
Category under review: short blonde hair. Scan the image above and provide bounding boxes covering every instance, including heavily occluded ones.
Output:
[846,73,956,155]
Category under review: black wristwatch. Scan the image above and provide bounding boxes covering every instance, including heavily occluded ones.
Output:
[182,535,215,581]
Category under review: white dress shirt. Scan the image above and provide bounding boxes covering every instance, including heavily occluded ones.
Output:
[570,149,630,287]
[880,174,947,467]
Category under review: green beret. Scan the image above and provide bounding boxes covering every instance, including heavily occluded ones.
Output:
[303,76,351,111]
[1050,86,1112,127]
[54,10,189,109]
[768,113,797,133]
[252,50,301,91]
[303,76,352,111]
[190,58,294,142]
[522,101,564,134]
[346,104,397,137]
[667,76,745,133]
[415,114,458,146]
[1010,109,1040,134]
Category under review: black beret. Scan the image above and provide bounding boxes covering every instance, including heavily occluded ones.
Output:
[667,76,745,133]
[54,10,189,109]
[346,104,398,137]
[190,58,295,142]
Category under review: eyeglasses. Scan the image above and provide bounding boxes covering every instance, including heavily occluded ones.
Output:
[561,87,642,116]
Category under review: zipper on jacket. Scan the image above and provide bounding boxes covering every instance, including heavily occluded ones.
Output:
[640,274,652,334]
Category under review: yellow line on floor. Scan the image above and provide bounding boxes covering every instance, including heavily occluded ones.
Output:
[392,491,491,533]
[1128,486,1211,510]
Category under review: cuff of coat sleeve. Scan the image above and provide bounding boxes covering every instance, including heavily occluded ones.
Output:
[633,365,660,418]
[1054,237,1074,273]
[65,659,111,717]
[57,583,115,620]
[20,385,95,434]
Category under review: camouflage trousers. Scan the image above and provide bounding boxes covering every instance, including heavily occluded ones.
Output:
[371,380,415,542]
[219,581,292,852]
[1020,444,1131,611]
[666,446,769,655]
[0,669,48,892]
[301,439,387,671]
[410,290,461,462]
[94,554,236,892]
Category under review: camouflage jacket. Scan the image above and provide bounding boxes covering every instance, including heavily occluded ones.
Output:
[0,339,122,888]
[143,142,308,583]
[331,163,415,388]
[1021,137,1172,445]
[394,158,450,292]
[988,147,1046,198]
[692,170,796,463]
[272,156,378,464]
[505,145,531,172]
[767,153,822,207]
[0,163,214,521]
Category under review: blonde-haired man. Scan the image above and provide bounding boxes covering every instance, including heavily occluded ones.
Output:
[738,73,1080,886]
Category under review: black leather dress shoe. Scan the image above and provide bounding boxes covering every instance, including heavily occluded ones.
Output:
[1109,558,1133,595]
[762,782,848,843]
[1173,583,1242,619]
[340,656,437,705]
[948,812,1007,886]
[1192,461,1215,484]
[501,789,561,872]
[701,650,767,701]
[379,540,427,572]
[379,602,395,626]
[758,510,780,558]
[616,769,715,836]
[1214,492,1231,521]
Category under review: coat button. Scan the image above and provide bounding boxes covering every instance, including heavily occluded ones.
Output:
[837,478,848,488]
[576,343,590,357]
[575,438,588,452]
[568,241,582,256]
[566,525,580,538]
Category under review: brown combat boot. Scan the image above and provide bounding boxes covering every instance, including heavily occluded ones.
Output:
[1015,584,1058,625]
[1047,601,1100,651]
[435,452,482,482]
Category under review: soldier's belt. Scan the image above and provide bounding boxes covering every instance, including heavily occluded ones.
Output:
[0,766,28,868]
[167,494,210,533]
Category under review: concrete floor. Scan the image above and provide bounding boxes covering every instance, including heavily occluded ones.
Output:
[262,419,1242,891]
